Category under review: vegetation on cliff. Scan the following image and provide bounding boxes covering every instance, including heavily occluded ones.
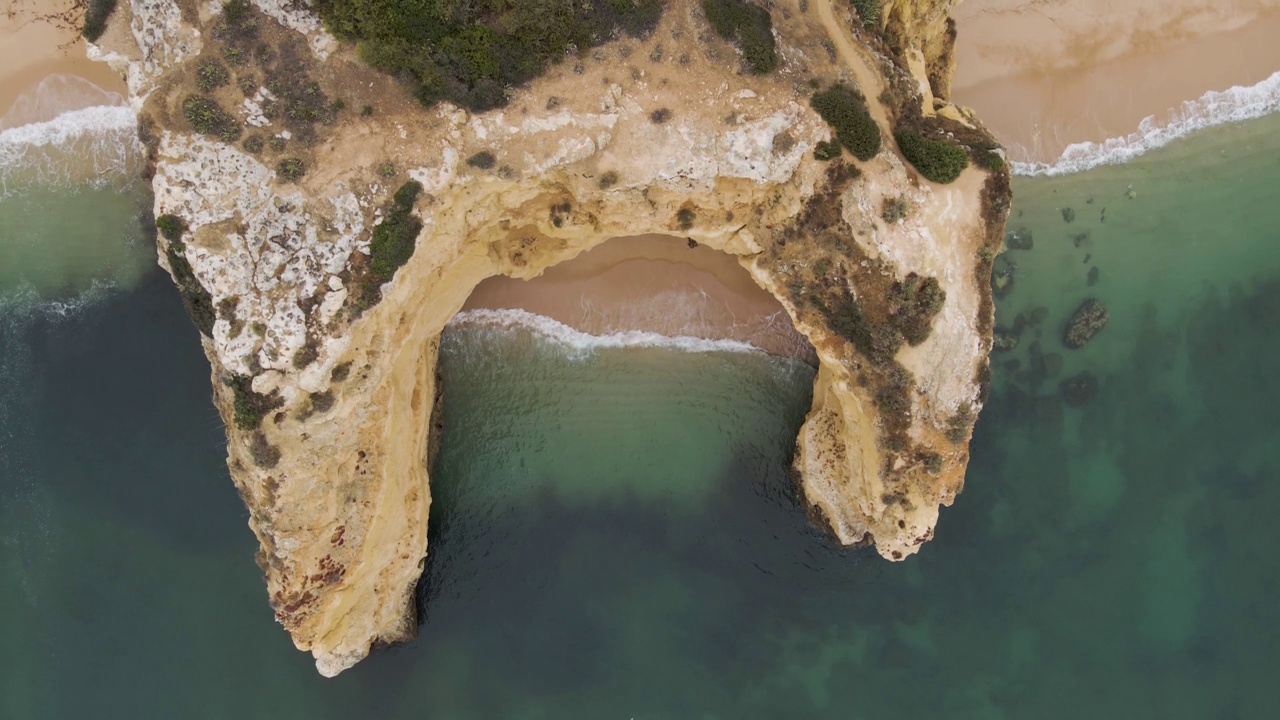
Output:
[702,0,778,74]
[312,0,664,111]
[810,84,880,161]
[894,127,969,184]
[349,181,425,311]
[81,0,117,41]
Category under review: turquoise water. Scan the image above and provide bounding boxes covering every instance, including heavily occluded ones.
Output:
[3,114,1280,718]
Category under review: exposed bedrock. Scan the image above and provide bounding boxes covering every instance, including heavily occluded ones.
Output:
[91,0,1009,675]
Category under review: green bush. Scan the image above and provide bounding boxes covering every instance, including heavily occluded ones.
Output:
[849,0,881,28]
[598,170,619,189]
[676,208,696,231]
[182,95,241,142]
[165,244,216,337]
[465,151,496,170]
[155,214,188,243]
[276,158,306,182]
[312,0,663,112]
[228,375,283,431]
[978,150,1004,170]
[196,61,230,92]
[888,272,945,345]
[369,181,424,281]
[650,108,672,124]
[894,128,969,184]
[702,0,778,74]
[81,0,118,42]
[243,135,265,154]
[813,139,841,161]
[810,84,881,161]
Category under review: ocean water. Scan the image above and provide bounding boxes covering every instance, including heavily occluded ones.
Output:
[3,100,1280,718]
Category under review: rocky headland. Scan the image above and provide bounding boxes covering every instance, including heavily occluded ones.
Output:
[85,0,1009,675]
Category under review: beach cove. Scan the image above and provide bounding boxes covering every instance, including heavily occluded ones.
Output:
[2,0,1280,716]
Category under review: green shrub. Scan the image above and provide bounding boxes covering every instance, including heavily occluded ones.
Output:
[361,104,374,117]
[155,214,188,243]
[81,0,118,42]
[196,61,230,92]
[243,135,265,154]
[465,151,496,170]
[702,0,778,74]
[894,128,969,184]
[182,95,241,141]
[598,170,619,189]
[978,150,1004,170]
[676,208,696,231]
[881,196,909,224]
[650,108,672,124]
[813,139,842,161]
[369,181,424,281]
[888,272,945,345]
[165,244,216,336]
[811,84,881,161]
[228,375,283,431]
[276,158,306,182]
[849,0,881,28]
[377,161,396,178]
[313,0,663,112]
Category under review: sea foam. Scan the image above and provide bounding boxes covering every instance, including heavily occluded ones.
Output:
[0,74,139,195]
[447,308,767,357]
[1012,70,1280,177]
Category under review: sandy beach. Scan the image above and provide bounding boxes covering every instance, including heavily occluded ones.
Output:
[952,0,1280,163]
[0,0,125,120]
[461,235,816,361]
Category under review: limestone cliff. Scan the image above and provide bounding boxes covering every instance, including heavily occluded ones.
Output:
[90,0,1008,676]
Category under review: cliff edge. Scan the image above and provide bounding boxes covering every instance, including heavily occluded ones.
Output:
[88,0,1009,675]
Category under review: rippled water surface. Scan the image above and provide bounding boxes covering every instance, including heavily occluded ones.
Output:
[2,114,1279,718]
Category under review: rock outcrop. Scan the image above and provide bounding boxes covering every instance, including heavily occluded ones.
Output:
[90,0,1009,676]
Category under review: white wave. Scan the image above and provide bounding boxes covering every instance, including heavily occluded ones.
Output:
[447,308,767,356]
[0,104,140,195]
[1012,69,1280,176]
[0,279,118,321]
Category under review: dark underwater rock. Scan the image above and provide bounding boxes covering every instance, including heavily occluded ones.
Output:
[1060,371,1100,406]
[1027,306,1049,326]
[993,326,1020,352]
[1005,227,1034,250]
[1087,265,1100,286]
[992,267,1014,299]
[1061,207,1076,223]
[1063,298,1109,349]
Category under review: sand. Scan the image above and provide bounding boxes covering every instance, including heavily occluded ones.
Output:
[951,0,1280,163]
[0,0,126,119]
[461,235,817,361]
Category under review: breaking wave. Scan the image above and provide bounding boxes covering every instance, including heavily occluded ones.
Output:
[447,308,768,357]
[0,74,139,196]
[1012,70,1280,176]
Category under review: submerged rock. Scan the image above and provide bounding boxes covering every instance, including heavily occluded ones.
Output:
[993,326,1020,352]
[1063,298,1109,349]
[1061,207,1076,223]
[1061,371,1100,406]
[1005,227,1033,250]
[1087,265,1100,286]
[992,266,1014,299]
[1027,306,1049,326]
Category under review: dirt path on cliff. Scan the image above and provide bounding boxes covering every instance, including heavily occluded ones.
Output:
[812,0,986,196]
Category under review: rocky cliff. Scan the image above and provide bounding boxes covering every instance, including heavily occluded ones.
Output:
[89,0,1008,676]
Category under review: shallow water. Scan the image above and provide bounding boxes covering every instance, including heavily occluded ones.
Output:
[2,111,1280,717]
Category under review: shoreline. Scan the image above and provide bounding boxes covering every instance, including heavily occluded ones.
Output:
[460,235,817,363]
[0,0,126,118]
[952,0,1280,167]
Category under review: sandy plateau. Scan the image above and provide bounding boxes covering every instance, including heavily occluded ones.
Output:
[68,0,1007,675]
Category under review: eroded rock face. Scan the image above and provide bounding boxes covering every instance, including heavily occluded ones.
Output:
[94,0,1008,676]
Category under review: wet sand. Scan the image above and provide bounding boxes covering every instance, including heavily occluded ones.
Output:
[0,0,126,117]
[952,0,1280,163]
[461,235,816,361]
